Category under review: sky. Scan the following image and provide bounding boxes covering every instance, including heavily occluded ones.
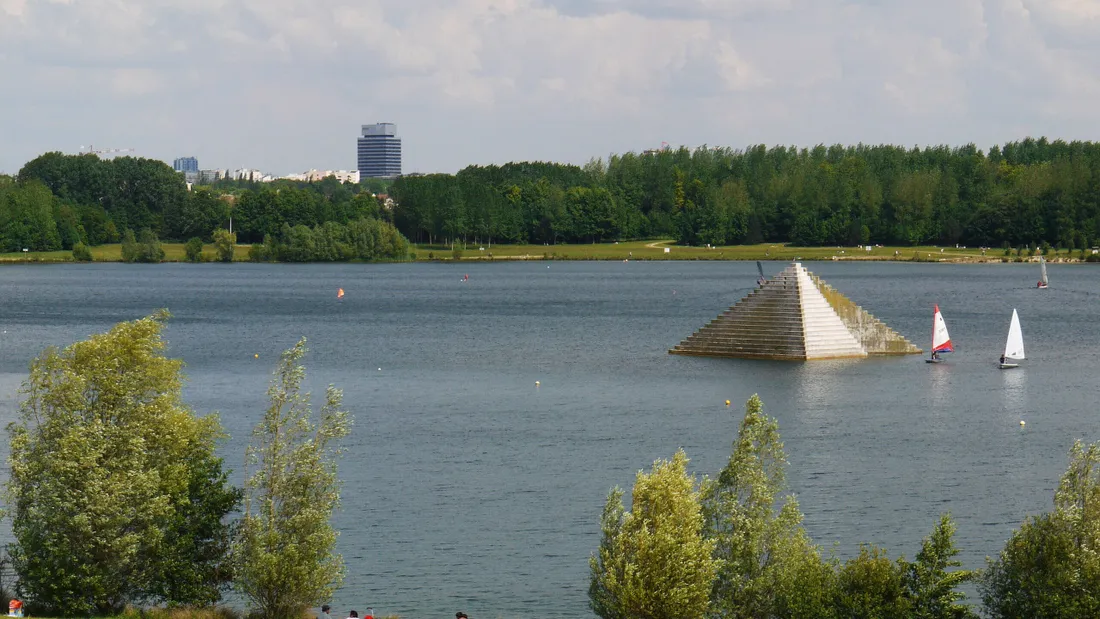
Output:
[2,0,1099,176]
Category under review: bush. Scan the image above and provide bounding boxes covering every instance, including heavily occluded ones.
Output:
[452,246,463,260]
[213,228,235,262]
[71,242,93,262]
[248,243,268,262]
[185,237,205,262]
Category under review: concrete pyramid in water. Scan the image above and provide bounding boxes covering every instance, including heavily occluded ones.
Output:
[669,262,922,360]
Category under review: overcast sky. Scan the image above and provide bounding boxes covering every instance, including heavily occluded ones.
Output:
[2,0,1099,176]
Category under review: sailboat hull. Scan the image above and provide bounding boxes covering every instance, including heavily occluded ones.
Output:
[999,363,1020,369]
[926,358,945,364]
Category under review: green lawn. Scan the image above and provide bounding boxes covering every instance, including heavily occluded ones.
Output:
[0,241,1086,264]
[0,243,252,263]
[414,240,1032,263]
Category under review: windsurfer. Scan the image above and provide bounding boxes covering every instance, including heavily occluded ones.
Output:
[1000,354,1006,365]
[931,350,939,361]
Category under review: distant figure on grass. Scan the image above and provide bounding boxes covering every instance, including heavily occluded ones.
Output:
[319,604,333,619]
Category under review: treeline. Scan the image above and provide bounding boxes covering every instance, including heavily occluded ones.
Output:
[591,395,1100,619]
[7,313,349,617]
[5,153,408,261]
[393,137,1100,248]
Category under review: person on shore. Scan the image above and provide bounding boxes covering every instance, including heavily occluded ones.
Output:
[319,604,333,619]
[364,608,374,619]
[456,612,468,619]
[346,611,359,619]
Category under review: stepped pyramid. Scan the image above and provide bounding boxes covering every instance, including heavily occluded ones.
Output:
[669,263,922,360]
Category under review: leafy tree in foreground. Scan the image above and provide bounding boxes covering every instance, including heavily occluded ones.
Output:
[904,514,977,619]
[5,311,239,615]
[588,449,719,619]
[833,545,909,618]
[981,440,1100,618]
[232,338,352,619]
[703,394,834,619]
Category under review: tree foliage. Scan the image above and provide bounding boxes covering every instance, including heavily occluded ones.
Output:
[5,311,239,616]
[588,449,720,619]
[212,229,235,262]
[389,139,1100,248]
[185,237,205,262]
[904,514,977,619]
[703,394,834,618]
[981,440,1100,618]
[232,338,352,619]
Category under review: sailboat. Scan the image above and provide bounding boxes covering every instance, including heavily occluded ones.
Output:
[1037,256,1049,289]
[999,309,1025,369]
[926,304,954,363]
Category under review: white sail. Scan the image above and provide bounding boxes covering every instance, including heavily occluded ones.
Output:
[1004,309,1025,361]
[1040,256,1049,285]
[932,305,953,352]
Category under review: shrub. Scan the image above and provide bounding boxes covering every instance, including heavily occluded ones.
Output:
[71,242,93,262]
[185,237,205,262]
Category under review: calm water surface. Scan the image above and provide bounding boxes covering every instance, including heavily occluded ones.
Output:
[1,261,1099,618]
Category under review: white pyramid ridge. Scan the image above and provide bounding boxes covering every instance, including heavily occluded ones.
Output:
[793,263,867,358]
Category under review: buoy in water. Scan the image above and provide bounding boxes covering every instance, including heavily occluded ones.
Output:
[254,354,259,359]
[535,380,541,387]
[725,400,731,406]
[1020,420,1026,426]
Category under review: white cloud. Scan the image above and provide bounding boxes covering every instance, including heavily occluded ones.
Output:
[2,0,1100,176]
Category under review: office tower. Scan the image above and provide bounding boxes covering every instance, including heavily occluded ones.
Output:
[356,123,402,179]
[173,157,199,173]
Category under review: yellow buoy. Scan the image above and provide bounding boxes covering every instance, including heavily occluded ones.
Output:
[725,400,731,406]
[535,381,541,387]
[1020,420,1026,426]
[254,354,259,359]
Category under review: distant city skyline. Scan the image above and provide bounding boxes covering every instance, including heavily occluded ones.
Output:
[4,1,1100,176]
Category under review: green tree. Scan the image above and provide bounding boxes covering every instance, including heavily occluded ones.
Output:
[185,237,204,262]
[71,241,93,262]
[213,228,235,262]
[5,311,239,615]
[703,394,834,619]
[588,449,720,619]
[833,545,908,618]
[981,440,1100,618]
[121,228,139,262]
[903,514,977,619]
[232,338,352,619]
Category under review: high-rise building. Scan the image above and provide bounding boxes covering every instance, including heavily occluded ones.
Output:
[357,123,402,179]
[173,157,199,173]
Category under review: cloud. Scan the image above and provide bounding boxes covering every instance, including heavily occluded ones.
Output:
[2,0,1100,176]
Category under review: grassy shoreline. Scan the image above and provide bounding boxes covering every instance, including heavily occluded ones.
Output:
[1,240,1093,264]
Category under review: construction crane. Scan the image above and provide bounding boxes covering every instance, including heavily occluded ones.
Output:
[78,145,135,157]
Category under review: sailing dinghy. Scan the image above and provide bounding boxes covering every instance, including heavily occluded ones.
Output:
[999,309,1025,369]
[926,304,954,363]
[1037,256,1049,289]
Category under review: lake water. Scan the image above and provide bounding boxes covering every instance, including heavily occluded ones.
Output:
[1,261,1099,618]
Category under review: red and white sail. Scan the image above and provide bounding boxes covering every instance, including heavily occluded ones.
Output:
[931,304,954,353]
